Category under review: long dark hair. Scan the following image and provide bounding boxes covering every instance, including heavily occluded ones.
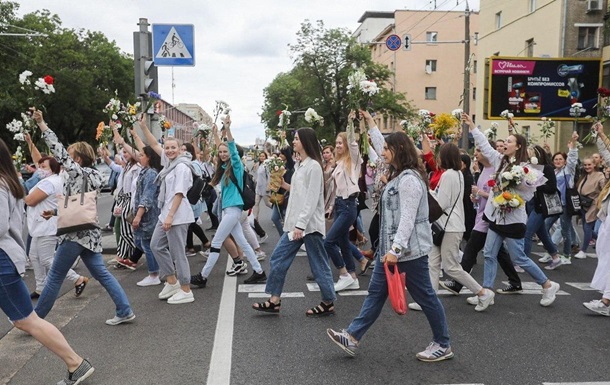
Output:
[0,139,25,199]
[498,134,528,173]
[438,143,462,171]
[385,132,427,185]
[280,146,295,170]
[211,142,235,187]
[296,127,322,166]
[182,142,197,161]
[530,145,551,166]
[143,146,162,172]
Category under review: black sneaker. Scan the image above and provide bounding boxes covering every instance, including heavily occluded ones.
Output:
[439,280,461,295]
[190,273,207,288]
[244,271,267,284]
[226,260,248,276]
[58,358,95,385]
[496,283,523,294]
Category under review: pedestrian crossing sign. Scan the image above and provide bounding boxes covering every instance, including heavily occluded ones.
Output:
[152,24,195,66]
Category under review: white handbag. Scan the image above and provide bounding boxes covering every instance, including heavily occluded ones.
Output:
[56,173,99,235]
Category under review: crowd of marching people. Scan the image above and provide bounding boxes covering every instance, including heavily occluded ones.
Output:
[2,107,610,383]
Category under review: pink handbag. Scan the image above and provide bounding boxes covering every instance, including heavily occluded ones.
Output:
[56,173,99,235]
[385,262,407,315]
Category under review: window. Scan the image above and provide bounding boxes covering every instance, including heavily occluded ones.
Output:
[529,0,536,13]
[587,0,603,12]
[426,31,438,43]
[603,64,610,89]
[578,27,599,49]
[472,87,477,101]
[526,38,535,57]
[425,87,437,100]
[425,59,437,73]
[495,12,502,29]
[473,60,477,73]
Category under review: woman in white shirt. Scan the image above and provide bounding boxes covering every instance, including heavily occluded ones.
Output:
[252,127,335,315]
[25,156,88,298]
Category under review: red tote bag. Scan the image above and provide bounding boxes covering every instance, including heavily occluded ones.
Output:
[384,262,407,315]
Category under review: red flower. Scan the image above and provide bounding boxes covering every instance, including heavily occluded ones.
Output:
[487,179,496,187]
[523,167,529,174]
[43,75,54,85]
[276,110,282,116]
[598,87,610,97]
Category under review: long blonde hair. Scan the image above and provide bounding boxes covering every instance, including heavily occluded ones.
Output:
[335,132,354,176]
[597,179,610,209]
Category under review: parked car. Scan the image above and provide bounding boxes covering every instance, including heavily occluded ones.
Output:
[95,162,112,192]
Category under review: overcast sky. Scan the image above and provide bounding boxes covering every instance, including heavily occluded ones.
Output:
[15,0,479,144]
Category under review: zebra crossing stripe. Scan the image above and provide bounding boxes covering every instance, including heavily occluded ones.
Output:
[248,292,304,298]
[565,282,600,291]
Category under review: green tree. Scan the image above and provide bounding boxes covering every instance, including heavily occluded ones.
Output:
[260,20,414,141]
[0,2,134,156]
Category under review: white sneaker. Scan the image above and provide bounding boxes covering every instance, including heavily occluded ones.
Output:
[167,290,194,304]
[475,289,495,312]
[537,241,544,246]
[514,265,525,273]
[256,250,266,261]
[560,255,572,265]
[259,234,268,244]
[158,282,180,300]
[583,299,610,316]
[408,302,422,311]
[538,253,552,263]
[334,275,355,292]
[105,313,135,326]
[137,275,161,287]
[300,244,306,252]
[416,342,454,362]
[346,278,360,290]
[574,250,586,259]
[466,296,479,305]
[540,281,560,307]
[199,250,210,259]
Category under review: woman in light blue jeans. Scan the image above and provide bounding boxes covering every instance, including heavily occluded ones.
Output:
[252,127,335,315]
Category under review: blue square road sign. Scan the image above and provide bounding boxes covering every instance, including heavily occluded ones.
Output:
[152,24,195,66]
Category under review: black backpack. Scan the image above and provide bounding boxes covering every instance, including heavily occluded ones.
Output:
[229,171,256,211]
[186,163,206,205]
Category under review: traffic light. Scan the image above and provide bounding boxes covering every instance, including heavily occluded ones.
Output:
[134,21,158,97]
[404,34,411,51]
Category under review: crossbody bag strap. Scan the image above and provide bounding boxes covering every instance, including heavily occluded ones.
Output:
[80,170,90,205]
[228,172,244,195]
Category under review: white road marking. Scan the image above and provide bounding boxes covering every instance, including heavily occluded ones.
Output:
[238,284,266,293]
[338,290,369,296]
[565,282,600,291]
[248,292,305,298]
[206,259,237,385]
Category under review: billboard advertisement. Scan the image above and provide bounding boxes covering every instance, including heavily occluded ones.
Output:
[487,57,602,120]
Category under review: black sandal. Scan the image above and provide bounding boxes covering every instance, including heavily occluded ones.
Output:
[306,301,334,317]
[252,300,281,313]
[74,277,89,297]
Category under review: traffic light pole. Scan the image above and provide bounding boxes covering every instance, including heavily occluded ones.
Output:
[134,18,160,141]
[461,2,471,151]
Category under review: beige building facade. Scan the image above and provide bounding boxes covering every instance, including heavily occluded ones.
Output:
[475,0,607,152]
[358,9,479,132]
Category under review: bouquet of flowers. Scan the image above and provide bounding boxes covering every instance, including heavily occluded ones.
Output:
[347,66,379,111]
[213,100,231,126]
[500,109,519,134]
[95,121,112,146]
[537,117,555,143]
[304,107,323,129]
[19,70,55,96]
[264,157,286,192]
[145,91,161,113]
[418,109,435,132]
[489,160,543,221]
[596,87,610,123]
[159,115,171,131]
[571,102,595,144]
[9,71,56,141]
[429,113,457,140]
[451,109,463,121]
[400,120,421,145]
[12,146,24,171]
[484,122,499,141]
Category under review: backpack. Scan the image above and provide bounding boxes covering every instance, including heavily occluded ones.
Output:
[186,163,206,205]
[229,171,256,211]
[199,164,214,201]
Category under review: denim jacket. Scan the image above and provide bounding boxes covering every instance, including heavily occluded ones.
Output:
[133,167,160,239]
[380,169,432,262]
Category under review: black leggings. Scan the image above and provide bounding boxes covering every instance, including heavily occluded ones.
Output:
[186,220,209,250]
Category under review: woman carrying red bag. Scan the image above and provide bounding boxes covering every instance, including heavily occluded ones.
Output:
[327,111,453,362]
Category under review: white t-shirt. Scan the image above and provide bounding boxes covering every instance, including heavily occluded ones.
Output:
[27,174,63,237]
[159,152,195,225]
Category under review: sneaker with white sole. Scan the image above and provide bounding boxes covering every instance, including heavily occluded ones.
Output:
[583,299,610,316]
[326,328,358,357]
[408,302,422,311]
[255,250,266,261]
[560,255,572,265]
[538,253,552,263]
[334,274,355,292]
[137,275,161,287]
[475,289,495,312]
[105,313,135,326]
[158,282,180,299]
[573,250,586,259]
[514,265,525,273]
[416,342,454,362]
[57,358,95,385]
[346,278,360,290]
[496,284,522,294]
[544,258,562,270]
[259,234,268,244]
[226,260,248,276]
[167,290,194,304]
[540,281,560,307]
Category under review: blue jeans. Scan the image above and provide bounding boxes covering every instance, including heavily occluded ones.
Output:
[135,235,159,274]
[483,230,548,288]
[325,197,358,274]
[271,203,286,236]
[346,255,450,348]
[581,212,596,253]
[524,201,558,258]
[0,249,33,322]
[266,232,335,302]
[35,241,132,319]
[545,207,573,256]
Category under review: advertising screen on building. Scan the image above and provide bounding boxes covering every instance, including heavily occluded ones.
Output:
[487,57,601,120]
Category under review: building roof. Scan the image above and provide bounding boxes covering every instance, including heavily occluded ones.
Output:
[357,11,395,23]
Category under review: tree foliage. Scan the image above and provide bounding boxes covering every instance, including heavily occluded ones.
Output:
[0,2,134,155]
[260,20,414,142]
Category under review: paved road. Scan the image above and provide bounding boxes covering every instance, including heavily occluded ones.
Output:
[1,198,609,385]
